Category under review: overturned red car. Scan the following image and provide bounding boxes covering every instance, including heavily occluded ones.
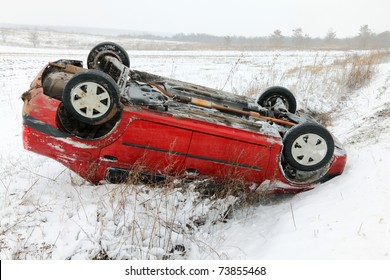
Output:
[21,42,346,193]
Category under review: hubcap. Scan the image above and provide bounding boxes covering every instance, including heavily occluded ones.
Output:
[291,133,328,166]
[70,82,110,119]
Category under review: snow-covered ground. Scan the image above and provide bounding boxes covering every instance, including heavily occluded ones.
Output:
[0,46,389,259]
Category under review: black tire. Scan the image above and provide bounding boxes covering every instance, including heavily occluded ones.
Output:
[87,42,130,70]
[63,70,121,125]
[283,122,334,171]
[257,86,297,113]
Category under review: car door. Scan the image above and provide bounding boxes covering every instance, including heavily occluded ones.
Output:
[100,117,192,176]
[184,131,270,184]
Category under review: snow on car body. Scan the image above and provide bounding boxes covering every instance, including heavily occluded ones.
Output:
[21,42,346,193]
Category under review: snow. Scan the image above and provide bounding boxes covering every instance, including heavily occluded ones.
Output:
[214,144,390,259]
[1,45,389,260]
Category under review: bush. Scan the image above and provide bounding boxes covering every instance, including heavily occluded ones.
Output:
[344,53,382,90]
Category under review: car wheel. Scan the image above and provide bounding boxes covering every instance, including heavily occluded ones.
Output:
[63,70,121,125]
[283,122,334,171]
[87,41,130,70]
[257,86,297,113]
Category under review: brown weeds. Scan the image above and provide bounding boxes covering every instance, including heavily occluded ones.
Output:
[344,53,382,89]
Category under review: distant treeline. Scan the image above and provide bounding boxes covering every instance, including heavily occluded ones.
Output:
[1,24,389,50]
[120,26,390,50]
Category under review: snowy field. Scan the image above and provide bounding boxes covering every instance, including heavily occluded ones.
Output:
[0,46,389,260]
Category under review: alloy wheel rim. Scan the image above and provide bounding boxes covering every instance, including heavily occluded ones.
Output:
[70,82,110,118]
[291,133,328,166]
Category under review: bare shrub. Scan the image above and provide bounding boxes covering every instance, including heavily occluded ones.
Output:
[93,176,242,260]
[343,53,382,90]
[221,55,243,91]
[303,110,333,127]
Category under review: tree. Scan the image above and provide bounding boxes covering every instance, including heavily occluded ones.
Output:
[269,29,284,47]
[29,30,40,48]
[292,28,304,48]
[325,28,337,46]
[303,33,311,49]
[1,28,8,43]
[358,25,372,48]
[224,36,231,47]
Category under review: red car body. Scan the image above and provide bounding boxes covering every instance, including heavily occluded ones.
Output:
[22,61,346,194]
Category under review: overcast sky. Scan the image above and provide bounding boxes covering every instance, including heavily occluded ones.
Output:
[1,0,389,37]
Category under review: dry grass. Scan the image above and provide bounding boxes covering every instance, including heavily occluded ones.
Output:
[343,52,383,90]
[90,172,243,259]
[242,51,389,119]
[303,110,333,127]
[0,138,282,260]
